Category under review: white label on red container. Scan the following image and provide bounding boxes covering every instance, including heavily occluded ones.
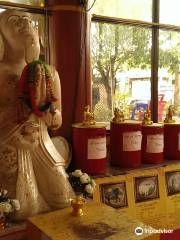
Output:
[146,134,164,153]
[123,131,142,151]
[88,137,106,159]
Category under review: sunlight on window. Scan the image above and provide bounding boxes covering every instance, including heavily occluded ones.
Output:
[159,30,180,121]
[160,0,180,25]
[92,0,152,22]
[0,0,45,7]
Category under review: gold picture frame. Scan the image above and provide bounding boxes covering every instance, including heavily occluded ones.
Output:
[100,182,128,208]
[165,170,180,196]
[134,175,159,203]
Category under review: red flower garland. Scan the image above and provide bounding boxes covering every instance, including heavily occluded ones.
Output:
[18,60,57,117]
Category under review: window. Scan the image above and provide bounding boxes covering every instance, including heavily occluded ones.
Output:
[0,0,45,7]
[0,0,47,61]
[91,0,180,122]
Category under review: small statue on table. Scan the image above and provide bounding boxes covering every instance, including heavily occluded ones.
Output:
[164,105,175,123]
[142,109,153,125]
[83,105,96,126]
[112,107,124,123]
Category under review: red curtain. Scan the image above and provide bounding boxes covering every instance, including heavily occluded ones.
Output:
[48,0,91,140]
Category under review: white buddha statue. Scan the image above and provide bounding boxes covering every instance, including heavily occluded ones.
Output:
[0,9,74,219]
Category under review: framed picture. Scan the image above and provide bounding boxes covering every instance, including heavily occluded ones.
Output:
[165,170,180,196]
[100,182,128,208]
[134,175,159,203]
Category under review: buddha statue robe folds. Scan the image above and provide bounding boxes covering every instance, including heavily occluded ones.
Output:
[0,10,74,220]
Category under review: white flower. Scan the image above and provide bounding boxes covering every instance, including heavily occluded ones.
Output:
[85,184,94,194]
[80,173,90,184]
[11,199,20,211]
[0,202,12,213]
[72,169,83,177]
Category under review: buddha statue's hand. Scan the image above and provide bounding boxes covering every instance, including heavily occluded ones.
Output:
[43,107,62,131]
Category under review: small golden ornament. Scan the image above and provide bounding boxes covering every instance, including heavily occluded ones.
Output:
[112,107,124,123]
[164,105,175,123]
[142,109,153,125]
[0,217,6,231]
[70,196,86,217]
[83,105,96,126]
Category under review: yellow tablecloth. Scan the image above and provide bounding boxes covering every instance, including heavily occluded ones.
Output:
[27,202,159,240]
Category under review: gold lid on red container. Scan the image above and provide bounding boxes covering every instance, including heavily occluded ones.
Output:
[111,119,142,125]
[142,123,163,128]
[72,122,106,129]
[164,122,180,126]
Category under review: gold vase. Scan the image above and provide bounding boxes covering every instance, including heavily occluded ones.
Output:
[70,196,86,217]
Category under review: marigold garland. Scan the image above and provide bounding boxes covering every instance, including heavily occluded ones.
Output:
[18,60,57,117]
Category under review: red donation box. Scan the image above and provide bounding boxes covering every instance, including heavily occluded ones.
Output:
[110,120,142,168]
[142,123,164,164]
[164,123,180,160]
[72,123,107,175]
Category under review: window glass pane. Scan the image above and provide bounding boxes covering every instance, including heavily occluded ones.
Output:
[0,0,45,7]
[160,0,180,25]
[91,22,152,122]
[159,30,180,122]
[92,0,152,22]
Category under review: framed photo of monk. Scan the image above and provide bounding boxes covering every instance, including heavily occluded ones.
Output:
[100,182,128,208]
[134,175,159,203]
[165,170,180,196]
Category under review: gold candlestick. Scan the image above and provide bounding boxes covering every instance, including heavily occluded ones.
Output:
[70,196,86,217]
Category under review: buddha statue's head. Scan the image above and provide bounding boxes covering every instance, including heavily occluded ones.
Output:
[0,10,40,63]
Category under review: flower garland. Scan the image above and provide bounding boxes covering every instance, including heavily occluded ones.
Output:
[69,170,96,198]
[18,60,57,117]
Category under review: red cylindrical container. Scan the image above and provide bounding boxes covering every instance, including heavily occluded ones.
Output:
[164,123,180,160]
[142,123,164,164]
[72,123,107,175]
[110,120,142,168]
